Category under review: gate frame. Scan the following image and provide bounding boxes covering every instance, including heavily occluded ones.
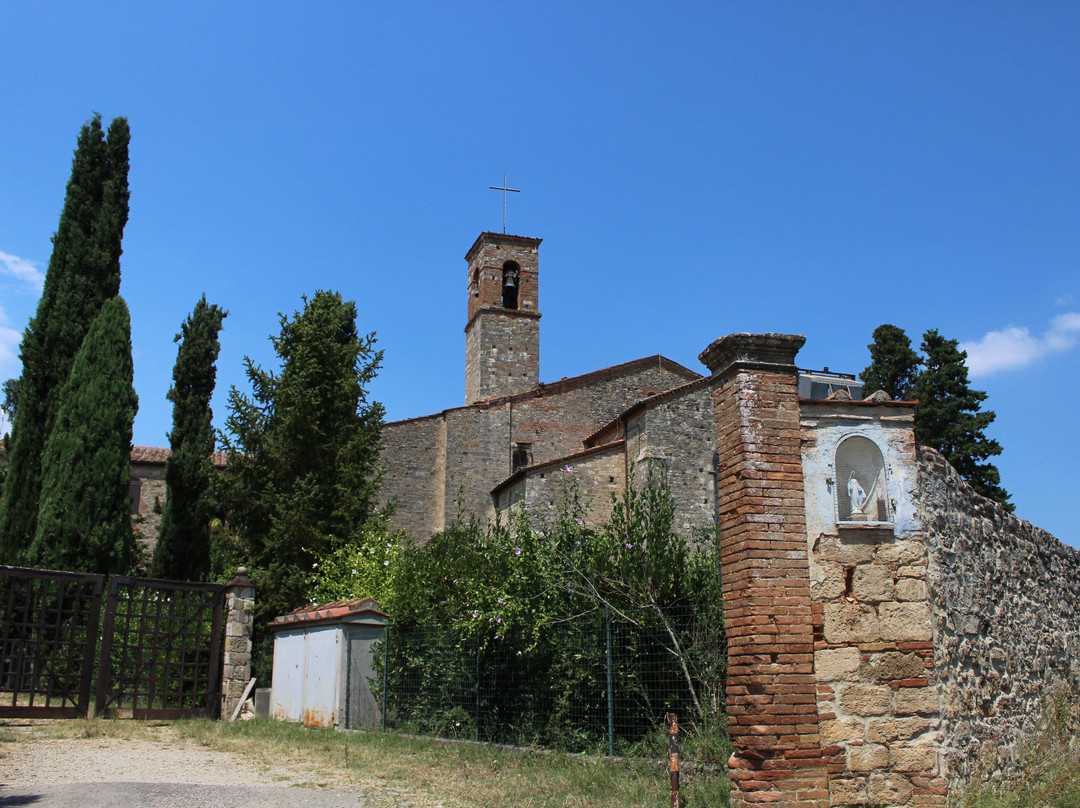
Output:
[0,566,105,718]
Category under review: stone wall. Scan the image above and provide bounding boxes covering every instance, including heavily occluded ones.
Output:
[800,398,947,807]
[379,414,447,539]
[919,446,1080,789]
[624,381,714,535]
[496,443,625,525]
[379,358,696,541]
[130,458,166,561]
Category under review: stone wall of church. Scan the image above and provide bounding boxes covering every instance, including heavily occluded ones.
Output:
[624,383,715,535]
[379,414,447,540]
[919,446,1080,790]
[501,445,625,525]
[131,461,166,562]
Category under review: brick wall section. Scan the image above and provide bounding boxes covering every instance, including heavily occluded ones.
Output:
[919,447,1080,791]
[700,333,830,808]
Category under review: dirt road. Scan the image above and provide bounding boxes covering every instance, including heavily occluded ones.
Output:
[0,722,431,808]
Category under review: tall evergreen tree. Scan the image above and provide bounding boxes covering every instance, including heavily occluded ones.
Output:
[152,297,228,581]
[27,296,139,573]
[222,290,385,626]
[860,323,921,400]
[913,329,1012,510]
[0,115,130,562]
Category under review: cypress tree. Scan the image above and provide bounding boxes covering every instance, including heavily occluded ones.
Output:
[913,329,1012,511]
[28,296,139,574]
[0,115,130,562]
[860,323,921,400]
[152,296,227,581]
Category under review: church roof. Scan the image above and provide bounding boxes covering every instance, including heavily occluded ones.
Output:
[384,353,701,427]
[582,376,712,448]
[130,445,229,468]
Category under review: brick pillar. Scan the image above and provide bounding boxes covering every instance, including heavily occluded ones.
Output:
[699,333,830,808]
[221,566,255,719]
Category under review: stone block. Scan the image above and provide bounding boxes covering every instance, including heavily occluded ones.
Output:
[878,602,932,642]
[859,651,926,682]
[853,564,895,602]
[816,566,846,600]
[890,744,938,773]
[895,686,939,715]
[895,578,928,602]
[830,777,868,805]
[816,646,861,681]
[876,541,926,565]
[868,772,914,805]
[849,743,889,772]
[867,716,930,743]
[820,717,863,745]
[839,684,892,716]
[819,536,876,565]
[824,602,880,644]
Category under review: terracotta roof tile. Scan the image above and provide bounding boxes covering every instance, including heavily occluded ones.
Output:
[268,597,387,627]
[130,445,229,468]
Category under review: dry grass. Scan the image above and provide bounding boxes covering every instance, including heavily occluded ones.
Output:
[1,717,729,808]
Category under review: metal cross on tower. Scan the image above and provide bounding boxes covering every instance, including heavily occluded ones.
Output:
[489,174,520,234]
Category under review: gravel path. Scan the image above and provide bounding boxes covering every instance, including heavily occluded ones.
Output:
[0,723,438,808]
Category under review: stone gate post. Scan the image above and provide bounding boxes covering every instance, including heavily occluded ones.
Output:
[699,333,830,808]
[221,566,255,719]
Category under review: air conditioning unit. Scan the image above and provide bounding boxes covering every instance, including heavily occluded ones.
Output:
[797,369,864,401]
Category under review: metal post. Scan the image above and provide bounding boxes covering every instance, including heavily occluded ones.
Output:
[606,603,615,757]
[381,624,389,731]
[474,643,482,743]
[668,713,680,808]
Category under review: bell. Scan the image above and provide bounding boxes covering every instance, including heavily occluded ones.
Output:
[503,272,517,288]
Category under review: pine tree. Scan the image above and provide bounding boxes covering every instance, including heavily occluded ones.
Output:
[859,323,921,400]
[0,115,130,562]
[913,329,1012,510]
[27,296,139,573]
[151,296,228,581]
[222,290,385,625]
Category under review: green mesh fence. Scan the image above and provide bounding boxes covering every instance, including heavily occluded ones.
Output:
[377,604,727,760]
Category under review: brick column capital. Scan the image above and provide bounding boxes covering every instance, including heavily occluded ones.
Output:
[698,333,805,378]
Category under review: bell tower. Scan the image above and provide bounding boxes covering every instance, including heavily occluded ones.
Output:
[464,232,542,404]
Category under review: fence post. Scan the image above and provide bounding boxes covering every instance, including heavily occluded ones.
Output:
[606,603,615,757]
[220,567,255,719]
[474,643,482,743]
[381,624,390,731]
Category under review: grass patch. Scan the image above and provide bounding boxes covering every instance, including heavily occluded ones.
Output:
[180,719,730,808]
[3,717,729,807]
[962,693,1080,808]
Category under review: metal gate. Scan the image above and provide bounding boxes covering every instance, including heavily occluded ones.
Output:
[0,568,104,717]
[0,567,225,719]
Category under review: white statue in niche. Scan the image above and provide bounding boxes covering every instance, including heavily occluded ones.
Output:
[847,472,866,515]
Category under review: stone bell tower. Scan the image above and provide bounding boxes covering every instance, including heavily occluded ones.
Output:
[464,232,542,405]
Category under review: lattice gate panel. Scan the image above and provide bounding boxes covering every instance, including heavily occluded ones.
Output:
[0,567,104,718]
[95,576,225,719]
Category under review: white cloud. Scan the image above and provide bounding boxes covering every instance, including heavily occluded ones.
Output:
[0,305,22,379]
[962,312,1080,377]
[0,250,45,291]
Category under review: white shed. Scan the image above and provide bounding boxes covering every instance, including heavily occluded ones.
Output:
[268,598,387,729]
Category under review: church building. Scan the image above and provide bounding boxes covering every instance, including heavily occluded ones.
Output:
[377,230,866,540]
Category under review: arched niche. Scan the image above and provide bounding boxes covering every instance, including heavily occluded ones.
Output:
[835,435,891,523]
[502,261,520,309]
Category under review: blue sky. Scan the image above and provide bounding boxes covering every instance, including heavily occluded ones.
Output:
[1,3,1077,545]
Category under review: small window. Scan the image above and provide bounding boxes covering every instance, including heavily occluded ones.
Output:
[502,261,520,309]
[512,443,532,474]
[836,436,890,523]
[129,478,142,515]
